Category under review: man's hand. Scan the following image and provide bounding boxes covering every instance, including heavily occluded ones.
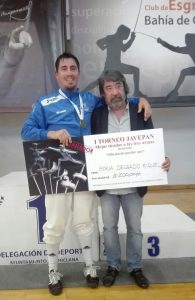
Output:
[138,97,152,121]
[47,129,72,146]
[161,157,171,172]
[9,25,33,50]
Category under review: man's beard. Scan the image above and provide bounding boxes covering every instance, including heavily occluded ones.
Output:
[109,98,126,110]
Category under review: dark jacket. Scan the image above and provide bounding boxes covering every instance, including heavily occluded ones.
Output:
[91,103,154,198]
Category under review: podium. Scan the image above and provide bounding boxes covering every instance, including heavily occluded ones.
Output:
[99,204,195,260]
[1,172,195,265]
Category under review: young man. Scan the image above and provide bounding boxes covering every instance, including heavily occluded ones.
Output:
[91,70,170,289]
[21,52,151,295]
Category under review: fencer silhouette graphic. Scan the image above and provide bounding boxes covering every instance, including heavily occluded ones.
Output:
[47,145,84,172]
[25,142,87,195]
[157,34,195,101]
[0,1,33,98]
[84,24,144,97]
[29,142,46,173]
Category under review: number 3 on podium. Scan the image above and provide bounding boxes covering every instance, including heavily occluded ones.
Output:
[147,236,160,257]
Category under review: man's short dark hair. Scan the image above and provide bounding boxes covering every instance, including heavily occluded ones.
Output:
[55,52,80,72]
[98,70,129,96]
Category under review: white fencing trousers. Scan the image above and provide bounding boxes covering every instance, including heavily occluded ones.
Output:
[43,191,96,245]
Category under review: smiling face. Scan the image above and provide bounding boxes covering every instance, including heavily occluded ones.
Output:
[102,80,126,110]
[55,57,80,90]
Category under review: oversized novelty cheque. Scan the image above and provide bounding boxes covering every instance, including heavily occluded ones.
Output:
[84,128,167,191]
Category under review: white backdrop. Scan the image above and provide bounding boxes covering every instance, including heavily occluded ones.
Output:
[70,0,195,107]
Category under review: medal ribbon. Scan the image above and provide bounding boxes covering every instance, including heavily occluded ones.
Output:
[59,89,85,125]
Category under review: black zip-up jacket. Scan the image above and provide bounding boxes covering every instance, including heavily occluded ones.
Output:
[90,103,154,198]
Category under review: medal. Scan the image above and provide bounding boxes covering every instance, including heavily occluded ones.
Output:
[59,89,85,128]
[80,119,86,128]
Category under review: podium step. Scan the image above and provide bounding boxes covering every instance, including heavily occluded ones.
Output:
[99,204,195,260]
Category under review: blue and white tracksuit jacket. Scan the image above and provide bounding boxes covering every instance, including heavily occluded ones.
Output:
[21,89,138,140]
[21,89,103,140]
